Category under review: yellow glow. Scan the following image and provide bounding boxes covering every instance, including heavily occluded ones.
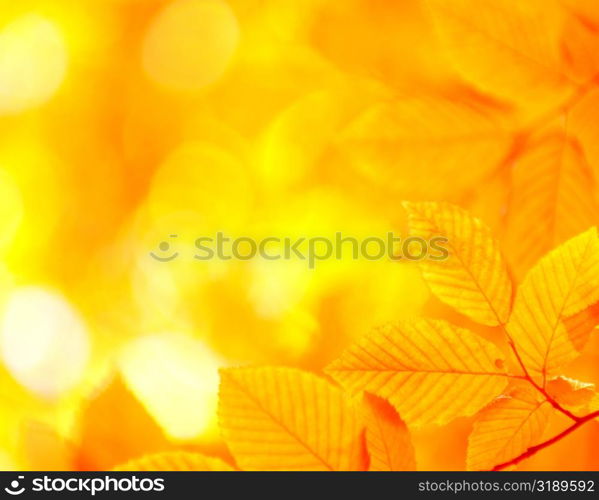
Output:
[0,287,90,398]
[0,449,17,470]
[0,170,22,252]
[0,14,67,114]
[148,141,253,231]
[142,0,239,91]
[249,258,311,319]
[119,333,222,440]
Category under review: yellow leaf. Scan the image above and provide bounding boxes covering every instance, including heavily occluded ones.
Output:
[546,376,596,409]
[113,452,235,471]
[218,367,366,471]
[426,0,572,112]
[403,201,512,326]
[338,97,512,199]
[363,393,416,471]
[326,318,509,426]
[467,387,552,471]
[507,228,599,376]
[504,129,598,279]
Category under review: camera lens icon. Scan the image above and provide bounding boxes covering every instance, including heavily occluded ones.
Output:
[5,476,25,495]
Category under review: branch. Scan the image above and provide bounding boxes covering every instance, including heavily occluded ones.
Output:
[492,409,599,471]
[505,336,580,422]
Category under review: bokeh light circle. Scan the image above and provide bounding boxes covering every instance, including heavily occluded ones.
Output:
[142,0,240,91]
[0,14,68,114]
[0,287,90,398]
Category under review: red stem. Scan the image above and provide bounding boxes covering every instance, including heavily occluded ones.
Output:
[492,410,599,471]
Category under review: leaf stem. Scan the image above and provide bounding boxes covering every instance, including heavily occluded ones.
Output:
[505,338,580,422]
[492,409,599,471]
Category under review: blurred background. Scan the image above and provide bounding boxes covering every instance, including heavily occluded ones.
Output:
[0,0,598,471]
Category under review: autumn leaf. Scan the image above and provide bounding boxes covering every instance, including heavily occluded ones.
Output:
[507,228,599,377]
[113,452,235,471]
[426,0,573,112]
[20,421,73,471]
[362,393,416,471]
[503,129,598,279]
[468,387,552,471]
[337,97,512,199]
[326,318,509,426]
[571,88,599,177]
[74,377,171,471]
[546,376,597,411]
[563,302,599,350]
[562,0,599,27]
[403,201,512,326]
[560,7,599,83]
[308,0,450,88]
[218,367,366,471]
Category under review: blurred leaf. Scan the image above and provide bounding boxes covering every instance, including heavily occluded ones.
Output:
[338,97,513,199]
[504,129,598,278]
[571,88,599,176]
[20,421,73,471]
[426,0,572,112]
[75,377,171,470]
[560,9,599,83]
[309,0,450,87]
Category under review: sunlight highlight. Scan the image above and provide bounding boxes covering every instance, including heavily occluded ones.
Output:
[119,333,223,440]
[0,287,90,398]
[0,14,67,114]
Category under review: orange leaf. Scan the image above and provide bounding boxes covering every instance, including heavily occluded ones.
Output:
[74,377,170,471]
[403,201,512,326]
[113,452,235,471]
[363,393,416,471]
[507,228,599,377]
[20,421,73,471]
[326,318,509,426]
[562,0,599,27]
[546,376,596,409]
[571,88,599,177]
[560,5,599,83]
[503,129,598,279]
[426,0,572,112]
[467,387,552,471]
[218,367,366,471]
[338,97,512,199]
[563,302,599,351]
